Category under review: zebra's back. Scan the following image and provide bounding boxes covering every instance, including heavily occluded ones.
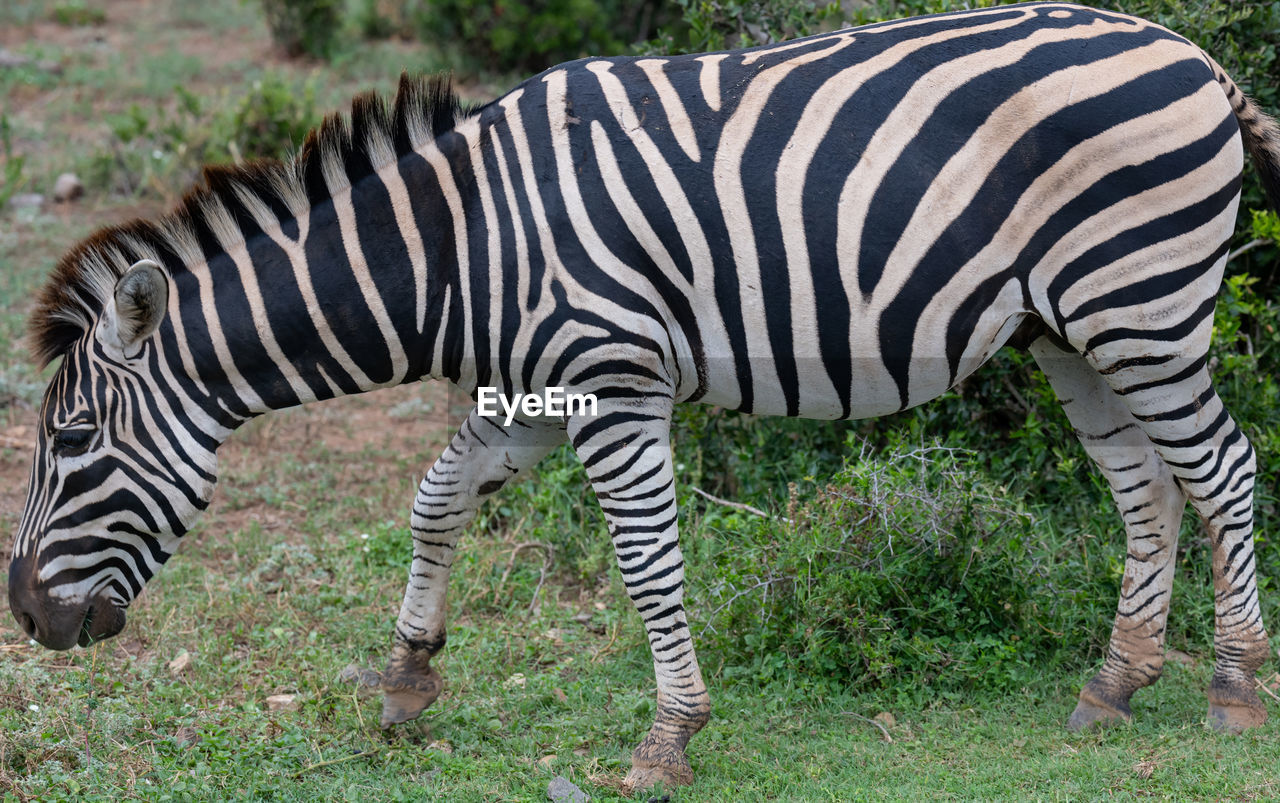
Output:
[465,2,1236,419]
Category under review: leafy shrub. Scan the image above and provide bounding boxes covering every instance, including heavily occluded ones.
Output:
[408,0,674,74]
[214,77,319,162]
[353,0,406,40]
[685,437,1109,696]
[90,77,321,198]
[258,0,343,59]
[645,0,842,55]
[91,91,206,196]
[49,2,105,26]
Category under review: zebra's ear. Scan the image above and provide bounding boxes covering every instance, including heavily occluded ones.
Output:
[97,259,170,360]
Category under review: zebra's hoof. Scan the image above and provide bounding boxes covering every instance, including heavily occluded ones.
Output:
[1207,681,1267,733]
[622,737,694,794]
[1067,685,1132,732]
[1207,701,1267,733]
[379,665,443,728]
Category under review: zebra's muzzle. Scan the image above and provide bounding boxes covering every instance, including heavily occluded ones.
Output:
[7,557,126,650]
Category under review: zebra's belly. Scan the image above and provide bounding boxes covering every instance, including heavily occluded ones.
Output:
[696,348,972,420]
[692,291,1031,421]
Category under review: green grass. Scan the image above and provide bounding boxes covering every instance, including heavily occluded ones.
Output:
[3,513,1279,802]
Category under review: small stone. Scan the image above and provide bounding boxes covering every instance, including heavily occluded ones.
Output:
[52,173,83,203]
[338,663,383,693]
[266,693,298,711]
[173,726,200,748]
[543,628,567,645]
[504,672,527,689]
[7,193,44,209]
[538,753,557,768]
[547,775,588,803]
[167,650,192,675]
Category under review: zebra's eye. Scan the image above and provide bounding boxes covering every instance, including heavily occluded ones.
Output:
[51,427,96,456]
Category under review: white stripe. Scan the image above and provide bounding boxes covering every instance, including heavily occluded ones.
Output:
[417,118,478,388]
[330,185,411,383]
[376,159,433,334]
[184,232,268,412]
[636,59,701,162]
[696,54,725,112]
[471,123,504,378]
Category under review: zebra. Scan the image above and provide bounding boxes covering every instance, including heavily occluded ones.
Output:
[8,1,1280,790]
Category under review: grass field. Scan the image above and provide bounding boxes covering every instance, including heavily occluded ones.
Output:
[3,1,1280,800]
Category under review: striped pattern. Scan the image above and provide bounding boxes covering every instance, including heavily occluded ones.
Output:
[10,2,1280,787]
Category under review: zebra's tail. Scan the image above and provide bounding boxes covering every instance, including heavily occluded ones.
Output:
[1204,52,1280,213]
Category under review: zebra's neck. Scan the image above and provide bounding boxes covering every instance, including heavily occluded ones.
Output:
[160,113,485,422]
[23,77,483,430]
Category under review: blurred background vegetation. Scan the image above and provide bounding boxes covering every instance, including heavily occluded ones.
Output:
[3,0,1279,715]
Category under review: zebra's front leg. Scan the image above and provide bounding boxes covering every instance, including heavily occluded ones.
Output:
[568,401,710,792]
[380,407,564,728]
[1030,338,1186,729]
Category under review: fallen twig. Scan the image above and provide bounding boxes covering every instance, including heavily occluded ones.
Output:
[690,487,791,524]
[292,748,381,777]
[495,541,553,612]
[843,712,893,743]
[699,574,794,635]
[1255,675,1280,705]
[591,619,621,663]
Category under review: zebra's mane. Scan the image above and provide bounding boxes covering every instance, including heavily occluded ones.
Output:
[29,73,475,368]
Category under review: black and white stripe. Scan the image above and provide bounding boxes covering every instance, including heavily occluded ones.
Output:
[10,2,1280,788]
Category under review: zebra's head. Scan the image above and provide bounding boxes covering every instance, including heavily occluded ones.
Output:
[8,257,217,649]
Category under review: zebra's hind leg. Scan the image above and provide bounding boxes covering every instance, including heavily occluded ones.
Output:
[379,407,564,728]
[1030,337,1187,730]
[567,398,710,792]
[1089,345,1269,733]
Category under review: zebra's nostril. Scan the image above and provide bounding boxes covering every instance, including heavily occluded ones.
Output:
[17,610,36,639]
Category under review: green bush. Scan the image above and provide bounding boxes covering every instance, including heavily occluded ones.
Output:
[408,0,673,74]
[644,0,842,54]
[50,1,106,26]
[684,436,1112,696]
[90,77,321,197]
[258,0,343,59]
[213,77,319,163]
